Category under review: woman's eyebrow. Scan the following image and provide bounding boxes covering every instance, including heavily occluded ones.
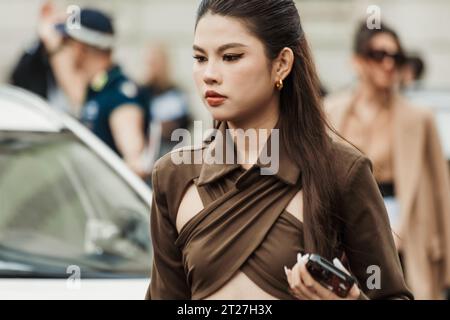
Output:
[193,43,248,54]
[217,43,248,52]
[192,45,206,53]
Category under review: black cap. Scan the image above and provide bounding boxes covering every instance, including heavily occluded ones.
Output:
[55,8,115,50]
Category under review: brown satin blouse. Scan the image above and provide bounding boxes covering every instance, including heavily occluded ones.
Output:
[146,121,413,300]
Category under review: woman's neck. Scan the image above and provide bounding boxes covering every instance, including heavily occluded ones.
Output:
[226,106,280,170]
[356,83,395,111]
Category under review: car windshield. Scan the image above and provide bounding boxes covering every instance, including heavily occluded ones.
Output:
[0,131,151,278]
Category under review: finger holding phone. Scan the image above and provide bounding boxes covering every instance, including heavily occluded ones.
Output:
[285,253,361,300]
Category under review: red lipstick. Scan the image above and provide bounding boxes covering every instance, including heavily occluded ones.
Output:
[205,90,227,107]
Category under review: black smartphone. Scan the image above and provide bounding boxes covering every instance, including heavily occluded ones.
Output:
[305,254,356,298]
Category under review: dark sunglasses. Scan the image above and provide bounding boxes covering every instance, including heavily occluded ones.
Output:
[364,49,406,66]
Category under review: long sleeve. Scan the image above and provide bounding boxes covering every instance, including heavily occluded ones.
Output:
[340,155,413,300]
[145,163,191,300]
[425,112,450,287]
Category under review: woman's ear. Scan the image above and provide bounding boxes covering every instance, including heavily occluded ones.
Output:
[273,47,294,81]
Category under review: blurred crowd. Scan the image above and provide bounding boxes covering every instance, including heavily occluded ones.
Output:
[6,2,450,300]
[9,2,190,183]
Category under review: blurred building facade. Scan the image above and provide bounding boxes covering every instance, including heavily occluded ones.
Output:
[1,0,450,124]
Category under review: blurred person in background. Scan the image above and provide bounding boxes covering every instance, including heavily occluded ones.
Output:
[139,43,190,165]
[401,54,426,91]
[325,22,450,299]
[38,6,149,179]
[9,1,72,114]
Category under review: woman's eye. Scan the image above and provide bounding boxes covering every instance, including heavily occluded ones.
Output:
[193,55,207,63]
[223,54,243,62]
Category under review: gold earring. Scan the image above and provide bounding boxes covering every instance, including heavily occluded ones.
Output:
[275,79,284,90]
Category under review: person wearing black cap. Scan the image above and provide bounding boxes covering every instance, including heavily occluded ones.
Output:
[39,7,148,178]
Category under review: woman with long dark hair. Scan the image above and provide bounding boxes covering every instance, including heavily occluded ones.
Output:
[325,22,450,300]
[146,0,412,300]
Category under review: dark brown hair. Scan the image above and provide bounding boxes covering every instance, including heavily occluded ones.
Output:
[405,55,426,80]
[353,21,404,57]
[195,0,340,258]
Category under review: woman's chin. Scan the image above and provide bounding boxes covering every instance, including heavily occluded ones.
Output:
[208,109,237,122]
[372,75,397,90]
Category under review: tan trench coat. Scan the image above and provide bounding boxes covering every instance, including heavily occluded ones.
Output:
[325,91,450,299]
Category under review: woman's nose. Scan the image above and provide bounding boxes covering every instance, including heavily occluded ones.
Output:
[203,62,222,85]
[382,56,396,71]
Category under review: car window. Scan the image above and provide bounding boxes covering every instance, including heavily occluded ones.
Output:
[0,131,151,277]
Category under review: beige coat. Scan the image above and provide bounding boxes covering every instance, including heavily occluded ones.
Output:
[325,91,450,299]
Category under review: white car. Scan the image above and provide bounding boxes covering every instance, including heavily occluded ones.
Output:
[0,86,152,299]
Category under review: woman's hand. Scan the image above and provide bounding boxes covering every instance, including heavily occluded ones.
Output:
[37,1,65,53]
[284,253,361,300]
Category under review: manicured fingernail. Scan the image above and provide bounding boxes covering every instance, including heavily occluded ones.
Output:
[284,266,288,275]
[297,253,302,263]
[333,258,344,269]
[302,254,309,262]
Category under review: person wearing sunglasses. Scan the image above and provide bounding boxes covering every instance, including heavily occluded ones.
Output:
[325,22,450,300]
[364,49,406,67]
